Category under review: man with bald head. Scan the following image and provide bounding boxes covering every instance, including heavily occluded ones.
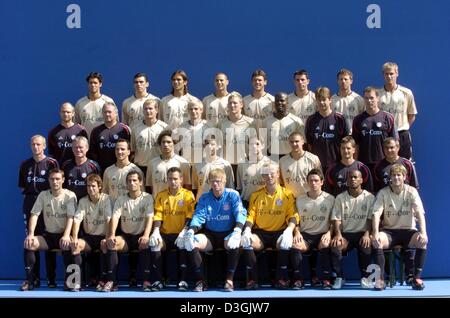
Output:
[48,102,88,165]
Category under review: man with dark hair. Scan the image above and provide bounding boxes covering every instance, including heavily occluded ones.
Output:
[243,69,274,131]
[122,72,160,130]
[21,169,76,291]
[325,135,373,196]
[159,70,198,130]
[74,72,115,137]
[263,92,304,158]
[70,174,112,292]
[104,170,154,292]
[145,130,191,196]
[352,87,398,171]
[373,137,419,192]
[288,69,317,121]
[292,168,335,289]
[203,72,232,128]
[148,167,196,291]
[305,87,349,173]
[330,170,375,289]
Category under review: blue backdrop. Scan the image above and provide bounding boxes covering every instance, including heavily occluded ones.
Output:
[1,0,449,279]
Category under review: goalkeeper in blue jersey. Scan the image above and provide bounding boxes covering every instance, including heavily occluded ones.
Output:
[183,168,247,292]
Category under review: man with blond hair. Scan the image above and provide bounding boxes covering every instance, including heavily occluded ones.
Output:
[183,168,247,292]
[371,164,428,291]
[378,62,417,160]
[19,135,59,288]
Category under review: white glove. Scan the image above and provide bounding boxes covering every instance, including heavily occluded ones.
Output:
[175,228,186,249]
[280,227,293,250]
[184,229,196,251]
[226,227,242,249]
[149,228,162,247]
[241,227,253,248]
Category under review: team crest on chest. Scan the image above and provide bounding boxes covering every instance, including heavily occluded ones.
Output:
[178,200,184,207]
[276,199,283,206]
[320,204,328,213]
[41,170,46,176]
[223,203,230,211]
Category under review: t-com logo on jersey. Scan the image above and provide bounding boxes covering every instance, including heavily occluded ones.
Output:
[206,212,230,222]
[361,128,383,137]
[68,179,86,186]
[314,126,335,139]
[27,176,46,183]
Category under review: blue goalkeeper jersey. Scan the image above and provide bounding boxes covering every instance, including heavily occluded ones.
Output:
[190,188,247,232]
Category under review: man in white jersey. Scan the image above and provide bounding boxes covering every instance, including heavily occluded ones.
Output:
[159,70,199,130]
[331,69,364,133]
[146,130,191,196]
[378,62,418,160]
[330,170,375,289]
[287,69,317,121]
[243,69,274,131]
[122,72,160,130]
[219,92,255,176]
[173,98,211,164]
[263,92,304,158]
[103,139,144,204]
[292,169,335,289]
[192,136,234,200]
[21,169,77,291]
[70,174,112,291]
[203,72,231,127]
[371,164,427,291]
[131,99,168,175]
[236,136,273,208]
[104,170,154,292]
[74,72,115,137]
[279,132,321,198]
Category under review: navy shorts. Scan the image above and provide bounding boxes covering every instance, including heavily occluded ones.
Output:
[382,229,417,248]
[342,232,366,251]
[253,229,283,249]
[81,233,104,251]
[301,232,324,250]
[121,233,142,251]
[203,230,230,249]
[42,232,63,250]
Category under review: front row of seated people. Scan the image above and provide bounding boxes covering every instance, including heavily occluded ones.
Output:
[21,163,427,292]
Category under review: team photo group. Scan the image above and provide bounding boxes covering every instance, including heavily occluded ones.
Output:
[18,62,427,293]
